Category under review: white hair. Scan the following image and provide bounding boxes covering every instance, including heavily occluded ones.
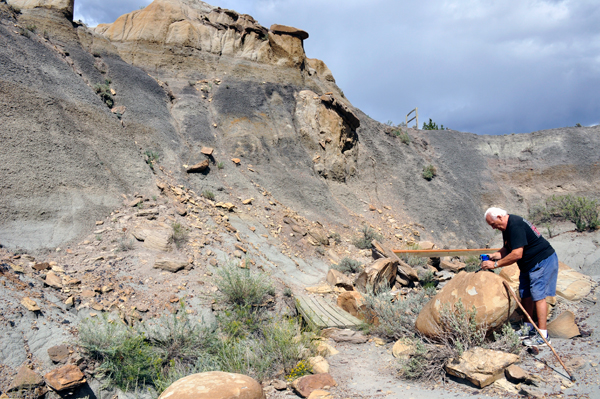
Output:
[484,207,507,220]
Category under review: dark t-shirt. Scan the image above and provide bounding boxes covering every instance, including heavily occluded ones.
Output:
[502,215,555,272]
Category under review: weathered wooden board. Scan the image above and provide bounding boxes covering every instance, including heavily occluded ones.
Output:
[295,295,363,329]
[392,248,501,258]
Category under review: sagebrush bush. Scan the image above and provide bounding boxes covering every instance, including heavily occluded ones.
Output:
[422,164,437,180]
[332,257,362,274]
[530,194,599,232]
[202,190,215,201]
[171,222,188,248]
[94,79,114,108]
[463,255,480,272]
[352,225,383,249]
[362,286,436,340]
[215,263,273,308]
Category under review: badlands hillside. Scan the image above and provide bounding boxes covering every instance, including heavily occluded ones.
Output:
[1,0,600,398]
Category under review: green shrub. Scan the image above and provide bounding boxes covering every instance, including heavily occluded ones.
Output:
[26,24,36,32]
[422,164,437,180]
[398,244,428,268]
[332,257,362,274]
[93,79,114,108]
[463,255,480,272]
[418,270,437,289]
[352,225,383,249]
[144,150,159,170]
[79,316,158,390]
[362,286,436,340]
[202,190,215,201]
[329,231,341,244]
[118,235,134,252]
[217,161,224,170]
[171,223,188,249]
[215,263,273,308]
[397,130,411,144]
[529,194,599,232]
[422,118,444,130]
[283,287,293,297]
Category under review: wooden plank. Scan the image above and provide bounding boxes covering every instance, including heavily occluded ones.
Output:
[392,248,501,258]
[310,296,347,327]
[295,295,362,329]
[313,296,362,326]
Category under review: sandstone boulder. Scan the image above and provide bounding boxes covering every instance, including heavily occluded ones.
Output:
[392,338,416,359]
[498,262,519,291]
[336,291,365,318]
[445,347,520,388]
[44,364,85,391]
[556,262,593,302]
[326,269,353,290]
[504,364,529,383]
[354,258,397,293]
[372,240,418,281]
[158,371,265,399]
[547,310,580,339]
[139,229,172,252]
[415,271,516,337]
[270,24,309,40]
[154,256,188,272]
[291,374,336,398]
[21,297,41,311]
[307,390,333,399]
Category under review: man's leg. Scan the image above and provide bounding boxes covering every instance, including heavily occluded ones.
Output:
[521,296,535,323]
[535,298,548,330]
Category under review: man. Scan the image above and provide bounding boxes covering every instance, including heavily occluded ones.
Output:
[481,207,559,346]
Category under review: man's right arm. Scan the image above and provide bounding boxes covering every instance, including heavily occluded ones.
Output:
[490,247,508,261]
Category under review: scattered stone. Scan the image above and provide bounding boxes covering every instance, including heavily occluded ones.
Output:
[157,371,264,399]
[45,271,63,289]
[44,364,86,392]
[48,345,70,364]
[291,373,336,398]
[373,337,386,346]
[96,221,104,225]
[154,256,189,273]
[81,289,96,298]
[142,230,172,252]
[308,356,329,374]
[235,244,247,253]
[565,356,587,370]
[186,159,210,173]
[175,205,187,216]
[439,260,465,272]
[64,296,74,309]
[316,341,339,357]
[435,269,454,281]
[445,347,519,388]
[336,291,365,318]
[307,390,333,399]
[9,263,25,273]
[233,250,243,258]
[308,228,329,246]
[135,208,160,220]
[416,271,517,338]
[547,310,580,339]
[326,269,353,290]
[201,147,214,155]
[21,297,41,312]
[392,338,416,359]
[519,385,544,399]
[243,198,253,205]
[8,365,43,392]
[491,377,520,394]
[417,241,435,250]
[216,202,235,211]
[231,158,241,164]
[32,262,51,271]
[325,328,368,344]
[271,379,287,390]
[504,364,529,383]
[128,198,143,207]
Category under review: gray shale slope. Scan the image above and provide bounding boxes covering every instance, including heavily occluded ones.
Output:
[1,0,599,252]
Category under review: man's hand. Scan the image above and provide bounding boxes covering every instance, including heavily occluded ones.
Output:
[481,260,495,270]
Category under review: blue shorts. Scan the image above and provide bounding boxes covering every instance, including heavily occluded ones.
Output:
[519,252,559,301]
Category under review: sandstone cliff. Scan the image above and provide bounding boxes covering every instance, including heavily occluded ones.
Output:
[0,0,599,252]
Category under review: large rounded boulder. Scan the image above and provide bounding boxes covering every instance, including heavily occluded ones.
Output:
[415,271,516,337]
[158,371,265,399]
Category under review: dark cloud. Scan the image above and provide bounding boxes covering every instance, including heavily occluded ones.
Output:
[74,0,600,134]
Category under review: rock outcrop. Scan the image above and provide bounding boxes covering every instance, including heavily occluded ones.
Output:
[7,0,73,19]
[445,347,520,388]
[415,271,516,337]
[94,0,311,69]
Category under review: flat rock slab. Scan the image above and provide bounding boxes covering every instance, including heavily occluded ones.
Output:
[9,366,43,391]
[445,347,519,388]
[44,364,86,392]
[154,257,188,272]
[548,310,580,338]
[48,345,70,363]
[292,373,336,398]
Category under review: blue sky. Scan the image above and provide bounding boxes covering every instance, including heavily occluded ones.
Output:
[75,0,600,135]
